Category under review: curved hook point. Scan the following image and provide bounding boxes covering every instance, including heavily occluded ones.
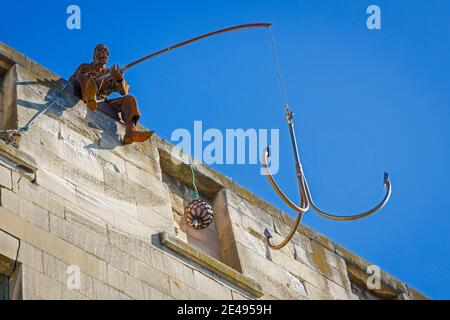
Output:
[384,172,390,185]
[264,228,273,239]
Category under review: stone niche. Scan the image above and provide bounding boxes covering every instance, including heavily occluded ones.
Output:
[158,147,242,273]
[163,171,222,260]
[0,57,18,130]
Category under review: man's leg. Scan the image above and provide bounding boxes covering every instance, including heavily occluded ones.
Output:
[107,95,154,145]
[79,76,98,111]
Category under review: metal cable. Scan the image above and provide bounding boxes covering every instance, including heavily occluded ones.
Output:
[267,27,290,112]
[22,81,70,132]
[189,162,199,199]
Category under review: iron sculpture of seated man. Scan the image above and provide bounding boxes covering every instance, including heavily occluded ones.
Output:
[69,44,153,145]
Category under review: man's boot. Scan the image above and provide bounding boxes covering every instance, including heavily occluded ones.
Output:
[84,77,98,111]
[123,122,154,145]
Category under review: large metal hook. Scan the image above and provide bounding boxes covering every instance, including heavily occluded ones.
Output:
[262,109,392,250]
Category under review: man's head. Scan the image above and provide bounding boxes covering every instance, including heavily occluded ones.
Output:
[93,44,109,66]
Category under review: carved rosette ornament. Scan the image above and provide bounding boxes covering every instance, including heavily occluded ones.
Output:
[184,198,214,230]
[183,163,214,230]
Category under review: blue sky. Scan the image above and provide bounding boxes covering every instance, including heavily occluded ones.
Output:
[2,0,449,299]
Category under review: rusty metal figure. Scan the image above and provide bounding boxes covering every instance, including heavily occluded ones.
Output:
[70,24,271,145]
[69,44,154,145]
[262,29,392,250]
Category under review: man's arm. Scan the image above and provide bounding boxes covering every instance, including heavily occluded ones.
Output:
[110,64,130,95]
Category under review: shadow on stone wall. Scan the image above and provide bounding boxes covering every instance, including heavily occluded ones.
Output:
[17,78,125,150]
[16,78,78,118]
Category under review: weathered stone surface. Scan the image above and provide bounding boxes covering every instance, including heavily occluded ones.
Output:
[22,266,88,300]
[106,264,147,299]
[107,229,153,265]
[236,243,308,298]
[64,201,108,237]
[17,176,65,218]
[193,270,233,300]
[167,277,210,300]
[37,168,77,203]
[1,188,50,230]
[135,260,171,294]
[18,242,44,273]
[160,232,263,297]
[137,203,174,233]
[0,164,12,189]
[308,240,351,291]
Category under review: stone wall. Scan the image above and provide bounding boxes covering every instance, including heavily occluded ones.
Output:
[0,41,427,300]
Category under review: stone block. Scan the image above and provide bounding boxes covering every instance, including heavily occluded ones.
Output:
[60,128,104,183]
[298,224,336,252]
[236,243,308,298]
[0,164,12,189]
[22,266,88,300]
[42,252,71,285]
[228,224,268,258]
[90,147,127,175]
[325,278,357,300]
[221,189,275,228]
[38,125,64,159]
[243,265,308,300]
[135,260,171,295]
[168,277,193,300]
[37,168,77,204]
[1,188,50,230]
[137,203,174,232]
[193,270,233,300]
[64,201,108,237]
[231,182,283,221]
[49,213,136,275]
[18,242,44,273]
[160,254,196,288]
[126,160,158,190]
[82,272,131,300]
[103,167,127,196]
[220,241,242,272]
[106,264,146,299]
[19,139,64,177]
[62,164,105,200]
[0,210,108,283]
[107,229,153,265]
[308,240,351,290]
[18,176,65,218]
[304,282,333,300]
[49,214,108,258]
[110,141,162,180]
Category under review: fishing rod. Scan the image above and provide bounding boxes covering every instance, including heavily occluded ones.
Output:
[98,23,272,81]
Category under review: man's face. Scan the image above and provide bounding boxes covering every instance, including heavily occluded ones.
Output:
[94,47,109,66]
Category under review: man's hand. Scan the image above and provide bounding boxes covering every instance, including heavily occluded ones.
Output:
[111,64,124,82]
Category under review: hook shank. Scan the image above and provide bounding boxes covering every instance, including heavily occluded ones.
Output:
[262,148,307,250]
[262,109,392,250]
